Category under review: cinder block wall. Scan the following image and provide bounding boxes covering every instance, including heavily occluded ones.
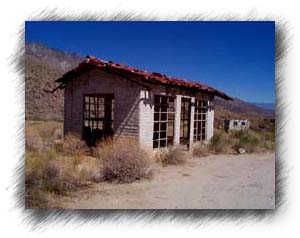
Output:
[64,69,142,139]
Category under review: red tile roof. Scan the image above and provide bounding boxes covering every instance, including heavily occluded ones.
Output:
[56,56,232,100]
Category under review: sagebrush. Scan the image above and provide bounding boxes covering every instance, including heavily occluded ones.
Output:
[25,122,153,207]
[95,139,153,183]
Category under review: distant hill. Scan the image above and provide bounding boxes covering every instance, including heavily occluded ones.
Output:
[251,102,275,111]
[25,42,274,129]
[25,43,83,120]
[215,97,274,117]
[26,42,83,71]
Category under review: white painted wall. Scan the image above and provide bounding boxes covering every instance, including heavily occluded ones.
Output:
[174,95,182,145]
[139,89,154,149]
[189,97,195,149]
[206,100,214,142]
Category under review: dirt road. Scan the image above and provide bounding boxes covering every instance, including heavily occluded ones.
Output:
[62,153,275,209]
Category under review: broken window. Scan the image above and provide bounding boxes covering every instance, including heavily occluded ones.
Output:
[83,94,114,146]
[180,98,191,145]
[193,100,207,141]
[153,95,175,148]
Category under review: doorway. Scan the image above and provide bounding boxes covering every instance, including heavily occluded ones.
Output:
[180,97,191,146]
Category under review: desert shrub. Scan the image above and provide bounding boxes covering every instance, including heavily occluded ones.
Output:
[230,130,262,153]
[209,132,232,153]
[76,156,103,182]
[237,130,260,145]
[25,148,101,208]
[209,129,275,154]
[192,143,210,157]
[26,150,85,196]
[156,146,188,166]
[96,139,153,183]
[62,133,87,156]
[25,122,103,208]
[42,158,88,195]
[261,130,275,150]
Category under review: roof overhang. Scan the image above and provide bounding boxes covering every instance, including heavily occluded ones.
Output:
[56,56,233,101]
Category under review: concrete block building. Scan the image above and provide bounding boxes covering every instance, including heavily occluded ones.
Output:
[224,119,250,131]
[56,56,232,149]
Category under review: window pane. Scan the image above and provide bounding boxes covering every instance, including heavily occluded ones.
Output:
[161,96,167,104]
[154,113,159,121]
[154,96,160,104]
[161,122,167,131]
[167,123,174,137]
[161,104,167,112]
[160,139,166,147]
[161,113,167,121]
[154,122,159,131]
[160,131,166,139]
[168,113,174,121]
[168,101,174,110]
[153,132,159,140]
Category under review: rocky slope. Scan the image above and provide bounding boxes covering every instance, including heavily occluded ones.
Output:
[25,43,83,120]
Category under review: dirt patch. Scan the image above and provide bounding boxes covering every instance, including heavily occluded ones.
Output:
[59,152,275,209]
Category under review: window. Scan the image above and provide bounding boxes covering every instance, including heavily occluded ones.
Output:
[193,100,207,141]
[83,94,114,146]
[153,95,175,148]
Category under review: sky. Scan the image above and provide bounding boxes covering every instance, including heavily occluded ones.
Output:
[25,21,275,103]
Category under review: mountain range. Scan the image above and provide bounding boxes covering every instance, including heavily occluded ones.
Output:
[25,42,275,129]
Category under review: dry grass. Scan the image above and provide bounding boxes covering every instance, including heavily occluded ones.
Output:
[209,129,275,154]
[25,121,63,152]
[155,146,189,166]
[192,143,210,157]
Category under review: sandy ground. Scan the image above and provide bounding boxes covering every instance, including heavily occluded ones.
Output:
[62,152,275,209]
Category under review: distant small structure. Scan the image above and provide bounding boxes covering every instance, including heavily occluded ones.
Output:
[224,119,250,131]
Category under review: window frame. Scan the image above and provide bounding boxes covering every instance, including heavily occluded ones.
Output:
[193,99,208,142]
[82,94,114,145]
[153,95,175,149]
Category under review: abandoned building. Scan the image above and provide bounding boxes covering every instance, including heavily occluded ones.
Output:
[224,119,250,131]
[55,56,232,149]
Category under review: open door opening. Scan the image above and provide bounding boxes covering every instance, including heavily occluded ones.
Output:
[82,94,114,146]
[180,97,191,147]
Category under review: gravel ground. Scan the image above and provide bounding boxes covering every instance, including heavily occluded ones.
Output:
[62,152,275,209]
